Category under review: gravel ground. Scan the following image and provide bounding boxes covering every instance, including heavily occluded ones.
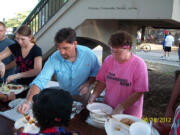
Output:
[143,62,179,117]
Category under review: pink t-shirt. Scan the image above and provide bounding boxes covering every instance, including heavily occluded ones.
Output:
[96,54,148,118]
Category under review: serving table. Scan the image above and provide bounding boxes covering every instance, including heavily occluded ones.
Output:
[0,81,170,135]
[0,107,106,135]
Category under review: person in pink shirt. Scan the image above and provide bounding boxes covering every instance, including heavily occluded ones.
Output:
[89,31,149,118]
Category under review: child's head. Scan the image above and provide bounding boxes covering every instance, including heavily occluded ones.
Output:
[32,88,73,130]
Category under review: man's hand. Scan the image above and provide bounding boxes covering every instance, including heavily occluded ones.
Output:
[0,62,5,78]
[17,100,31,114]
[112,104,125,114]
[79,83,90,96]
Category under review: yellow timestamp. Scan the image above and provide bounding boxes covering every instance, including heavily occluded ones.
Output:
[142,117,172,123]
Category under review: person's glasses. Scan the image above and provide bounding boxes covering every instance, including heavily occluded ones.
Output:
[111,46,129,54]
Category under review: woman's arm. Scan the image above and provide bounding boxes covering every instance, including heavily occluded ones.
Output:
[113,92,143,114]
[18,56,42,78]
[5,60,16,70]
[121,92,143,110]
[0,47,12,62]
[7,56,42,82]
[88,80,106,103]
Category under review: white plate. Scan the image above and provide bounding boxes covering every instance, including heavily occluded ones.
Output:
[14,117,40,134]
[105,118,129,135]
[0,84,25,95]
[86,102,113,115]
[129,121,151,135]
[113,114,142,126]
[105,114,160,135]
[86,116,105,129]
[87,102,113,124]
[8,98,26,108]
[89,112,108,122]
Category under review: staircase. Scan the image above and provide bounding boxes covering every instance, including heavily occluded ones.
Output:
[22,0,180,61]
[22,0,69,35]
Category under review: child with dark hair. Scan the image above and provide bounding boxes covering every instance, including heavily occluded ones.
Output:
[15,88,82,135]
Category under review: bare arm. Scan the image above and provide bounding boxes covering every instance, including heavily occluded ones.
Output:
[121,92,143,110]
[113,92,143,114]
[6,56,42,83]
[26,85,41,103]
[79,77,96,95]
[89,80,106,103]
[165,75,180,117]
[17,56,42,78]
[5,60,16,70]
[0,47,12,62]
[17,85,41,114]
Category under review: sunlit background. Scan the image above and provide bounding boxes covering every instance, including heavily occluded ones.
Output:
[0,0,38,21]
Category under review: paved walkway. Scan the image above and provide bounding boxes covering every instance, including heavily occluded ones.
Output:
[136,51,179,67]
[93,44,180,71]
[136,44,180,67]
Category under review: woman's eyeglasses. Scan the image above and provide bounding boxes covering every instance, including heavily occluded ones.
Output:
[110,46,130,54]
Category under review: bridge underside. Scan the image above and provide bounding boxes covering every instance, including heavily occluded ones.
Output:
[115,19,180,29]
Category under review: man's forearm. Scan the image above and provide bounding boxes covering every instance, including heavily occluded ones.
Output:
[26,85,41,103]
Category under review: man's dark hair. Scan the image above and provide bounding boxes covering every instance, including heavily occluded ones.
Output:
[108,31,132,47]
[55,27,76,45]
[32,88,73,131]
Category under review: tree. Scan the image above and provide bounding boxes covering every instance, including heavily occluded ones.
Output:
[5,11,30,29]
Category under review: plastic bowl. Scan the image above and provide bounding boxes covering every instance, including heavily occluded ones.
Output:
[129,121,151,135]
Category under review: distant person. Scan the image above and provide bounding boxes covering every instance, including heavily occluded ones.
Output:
[15,88,82,135]
[136,31,141,44]
[160,30,168,59]
[150,34,154,43]
[89,31,149,118]
[17,27,100,114]
[164,32,174,60]
[0,21,16,82]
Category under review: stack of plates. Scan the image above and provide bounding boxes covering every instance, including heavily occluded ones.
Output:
[86,102,113,128]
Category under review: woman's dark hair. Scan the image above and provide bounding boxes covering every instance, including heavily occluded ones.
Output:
[108,31,132,47]
[16,25,36,44]
[55,27,76,45]
[32,88,73,131]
